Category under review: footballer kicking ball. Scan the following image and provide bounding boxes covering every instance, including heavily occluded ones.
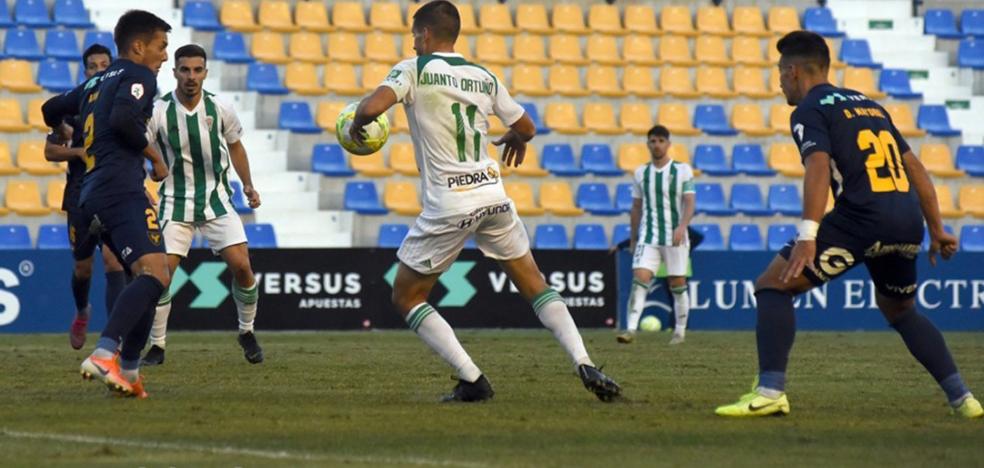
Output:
[335,102,390,156]
[640,315,662,332]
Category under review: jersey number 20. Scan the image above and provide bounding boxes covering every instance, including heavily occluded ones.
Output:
[857,129,909,192]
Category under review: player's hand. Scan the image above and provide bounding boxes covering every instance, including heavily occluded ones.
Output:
[672,226,686,246]
[780,240,816,284]
[492,130,527,168]
[927,230,958,267]
[55,122,73,144]
[150,159,169,182]
[348,122,367,146]
[243,185,261,209]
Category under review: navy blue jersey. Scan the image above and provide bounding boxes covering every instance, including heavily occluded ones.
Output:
[791,83,922,242]
[45,116,86,212]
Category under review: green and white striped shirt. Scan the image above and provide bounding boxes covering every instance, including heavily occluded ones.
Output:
[147,91,243,222]
[631,161,696,246]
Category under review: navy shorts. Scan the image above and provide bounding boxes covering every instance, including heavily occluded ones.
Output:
[779,216,920,299]
[67,209,99,262]
[81,195,165,270]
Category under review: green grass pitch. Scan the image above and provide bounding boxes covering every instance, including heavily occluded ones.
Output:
[1,330,982,467]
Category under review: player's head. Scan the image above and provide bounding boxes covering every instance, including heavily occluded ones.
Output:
[82,44,112,79]
[114,10,171,75]
[647,125,671,162]
[410,0,459,56]
[776,31,830,105]
[174,44,208,99]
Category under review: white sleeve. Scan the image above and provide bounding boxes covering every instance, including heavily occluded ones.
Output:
[631,167,643,199]
[145,102,162,147]
[217,99,244,145]
[492,78,525,127]
[681,164,696,193]
[380,59,416,105]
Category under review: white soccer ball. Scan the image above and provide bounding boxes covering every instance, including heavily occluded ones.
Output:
[335,101,390,156]
[640,315,662,332]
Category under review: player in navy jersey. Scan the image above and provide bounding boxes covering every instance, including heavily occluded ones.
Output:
[42,10,172,399]
[715,31,981,418]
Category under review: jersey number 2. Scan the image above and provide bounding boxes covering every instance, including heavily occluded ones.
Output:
[82,114,96,172]
[857,129,909,193]
[451,103,481,162]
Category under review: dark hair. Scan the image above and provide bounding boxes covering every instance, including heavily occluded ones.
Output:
[175,43,207,67]
[114,10,171,54]
[82,44,112,65]
[412,0,460,43]
[647,125,670,140]
[776,30,830,71]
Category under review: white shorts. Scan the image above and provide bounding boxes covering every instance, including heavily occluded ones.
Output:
[162,213,248,257]
[398,200,530,275]
[632,243,690,277]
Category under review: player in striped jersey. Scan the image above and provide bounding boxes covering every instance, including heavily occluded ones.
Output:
[618,125,696,345]
[141,44,263,365]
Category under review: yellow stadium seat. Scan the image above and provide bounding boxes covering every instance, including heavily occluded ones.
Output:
[456,3,479,35]
[350,149,394,177]
[767,35,781,64]
[623,35,660,65]
[959,185,984,218]
[332,2,370,32]
[145,179,160,205]
[549,34,587,65]
[586,66,626,97]
[285,62,325,95]
[545,102,586,134]
[770,104,795,134]
[697,6,733,36]
[406,3,423,23]
[369,2,406,33]
[583,102,621,135]
[588,4,624,35]
[0,142,21,175]
[328,32,364,63]
[6,180,49,216]
[323,62,364,96]
[625,5,660,35]
[479,4,516,34]
[487,115,507,136]
[454,38,473,60]
[552,4,588,33]
[732,103,775,137]
[487,144,512,176]
[769,143,805,177]
[624,66,662,97]
[512,64,549,97]
[258,0,298,32]
[618,143,650,172]
[316,101,346,130]
[843,67,887,99]
[475,34,513,65]
[513,34,550,64]
[826,38,847,69]
[221,0,260,32]
[936,185,963,218]
[586,34,623,65]
[296,1,332,33]
[47,179,65,212]
[884,104,927,138]
[733,6,769,37]
[365,31,399,64]
[361,63,391,91]
[516,4,551,34]
[919,144,965,177]
[668,144,691,165]
[289,32,327,63]
[659,35,696,66]
[768,6,801,35]
[734,66,776,98]
[661,66,700,99]
[0,99,30,132]
[391,105,409,133]
[27,99,46,132]
[251,31,289,64]
[696,66,736,98]
[695,35,733,66]
[549,64,589,97]
[504,183,545,216]
[661,5,697,37]
[384,181,422,216]
[540,182,584,216]
[769,66,783,95]
[513,145,549,177]
[620,103,654,135]
[18,141,64,175]
[400,34,415,59]
[732,36,770,67]
[0,60,42,93]
[657,103,701,136]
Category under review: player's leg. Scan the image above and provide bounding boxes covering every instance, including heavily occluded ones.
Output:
[67,211,97,349]
[619,243,657,343]
[143,220,193,365]
[206,214,262,363]
[664,244,691,344]
[101,245,127,319]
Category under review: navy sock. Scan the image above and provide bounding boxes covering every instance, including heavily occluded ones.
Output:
[101,275,165,348]
[71,273,90,313]
[755,289,796,392]
[119,302,156,364]
[890,308,969,404]
[104,271,127,319]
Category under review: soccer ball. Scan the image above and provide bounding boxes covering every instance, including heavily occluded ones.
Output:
[640,315,661,332]
[335,102,390,156]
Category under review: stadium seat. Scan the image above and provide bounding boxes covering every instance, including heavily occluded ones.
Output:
[957,39,984,69]
[14,0,50,27]
[731,36,769,67]
[323,62,363,96]
[695,35,733,66]
[27,98,45,131]
[365,31,399,64]
[0,59,42,93]
[454,3,479,35]
[284,62,324,95]
[516,4,551,34]
[549,34,587,65]
[697,5,733,36]
[512,64,549,97]
[613,223,631,246]
[244,224,277,248]
[0,225,31,249]
[588,4,624,35]
[732,103,775,137]
[477,4,515,35]
[961,225,984,252]
[504,182,545,216]
[692,224,725,251]
[620,102,655,135]
[251,31,289,64]
[769,104,794,135]
[213,32,252,63]
[184,1,222,31]
[315,101,345,130]
[730,184,771,216]
[384,182,422,216]
[767,224,796,251]
[878,69,922,99]
[843,67,886,99]
[378,224,409,248]
[344,181,387,215]
[535,224,569,250]
[0,0,12,28]
[258,0,298,32]
[767,6,800,35]
[696,66,735,98]
[295,1,331,33]
[581,144,622,177]
[349,149,393,177]
[732,66,772,98]
[768,66,782,94]
[623,66,661,97]
[768,184,802,217]
[961,9,984,38]
[278,102,320,133]
[960,185,984,218]
[583,102,621,135]
[328,32,364,63]
[668,145,692,165]
[624,5,658,35]
[577,184,620,216]
[246,62,288,94]
[730,224,764,251]
[586,66,626,97]
[228,180,252,214]
[693,104,737,136]
[0,143,20,175]
[615,183,633,213]
[541,144,585,176]
[44,29,79,60]
[475,34,512,65]
[660,5,696,37]
[369,2,405,33]
[803,7,842,37]
[695,183,734,216]
[37,59,74,92]
[289,32,327,63]
[0,99,30,132]
[618,143,650,172]
[548,64,589,97]
[732,144,775,176]
[511,35,549,66]
[574,224,608,250]
[331,2,369,32]
[520,102,549,135]
[388,143,418,176]
[917,105,961,137]
[311,144,354,177]
[6,180,49,216]
[582,36,620,68]
[935,185,963,218]
[220,0,260,32]
[839,39,880,68]
[622,36,659,66]
[884,104,926,137]
[657,103,700,136]
[18,140,63,175]
[37,224,69,249]
[553,4,588,34]
[660,35,696,66]
[924,9,962,39]
[5,28,43,60]
[769,143,804,177]
[544,102,586,134]
[955,145,984,176]
[486,115,507,136]
[918,225,954,251]
[540,182,584,216]
[693,145,734,176]
[733,6,768,37]
[920,144,965,177]
[82,30,116,58]
[361,62,390,90]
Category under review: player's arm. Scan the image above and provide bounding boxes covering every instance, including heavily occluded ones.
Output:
[629,198,642,252]
[44,123,84,162]
[112,72,167,181]
[902,151,957,265]
[349,86,398,145]
[41,85,83,130]
[781,151,831,283]
[493,113,535,168]
[673,174,696,246]
[228,140,261,209]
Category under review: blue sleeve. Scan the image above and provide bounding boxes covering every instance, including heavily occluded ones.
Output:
[109,67,157,151]
[790,105,831,161]
[41,84,83,129]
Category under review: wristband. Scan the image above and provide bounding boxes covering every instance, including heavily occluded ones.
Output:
[797,220,820,241]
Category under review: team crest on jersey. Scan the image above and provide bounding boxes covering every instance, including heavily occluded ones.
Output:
[131,83,144,100]
[793,123,805,141]
[148,231,161,246]
[206,115,214,131]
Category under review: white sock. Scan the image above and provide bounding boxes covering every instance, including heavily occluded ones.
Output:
[756,386,783,399]
[672,287,689,337]
[532,289,593,367]
[626,279,649,332]
[406,303,482,382]
[233,280,258,334]
[150,291,171,348]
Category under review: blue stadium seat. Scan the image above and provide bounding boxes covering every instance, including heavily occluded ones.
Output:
[729,224,764,251]
[0,1,13,28]
[692,224,724,251]
[921,225,955,251]
[541,144,586,176]
[767,224,797,251]
[576,183,621,216]
[695,183,735,216]
[214,32,253,63]
[279,101,321,133]
[730,183,772,216]
[5,28,43,60]
[184,0,223,31]
[520,102,550,135]
[960,225,984,252]
[229,180,253,214]
[878,69,922,99]
[957,39,984,70]
[0,225,31,249]
[581,144,622,176]
[535,224,568,249]
[768,184,802,216]
[574,224,608,250]
[732,144,775,176]
[955,145,984,176]
[839,39,880,68]
[693,144,734,176]
[378,224,409,248]
[247,62,288,94]
[917,104,961,137]
[612,223,631,246]
[924,9,963,39]
[38,59,74,92]
[693,104,738,136]
[615,183,633,213]
[803,7,843,37]
[44,29,78,60]
[244,224,277,248]
[14,0,51,27]
[960,9,984,38]
[53,0,93,28]
[37,224,69,249]
[311,144,355,176]
[82,31,117,58]
[344,181,388,215]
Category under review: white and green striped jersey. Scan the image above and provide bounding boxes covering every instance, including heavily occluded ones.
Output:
[631,161,696,246]
[147,91,243,222]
